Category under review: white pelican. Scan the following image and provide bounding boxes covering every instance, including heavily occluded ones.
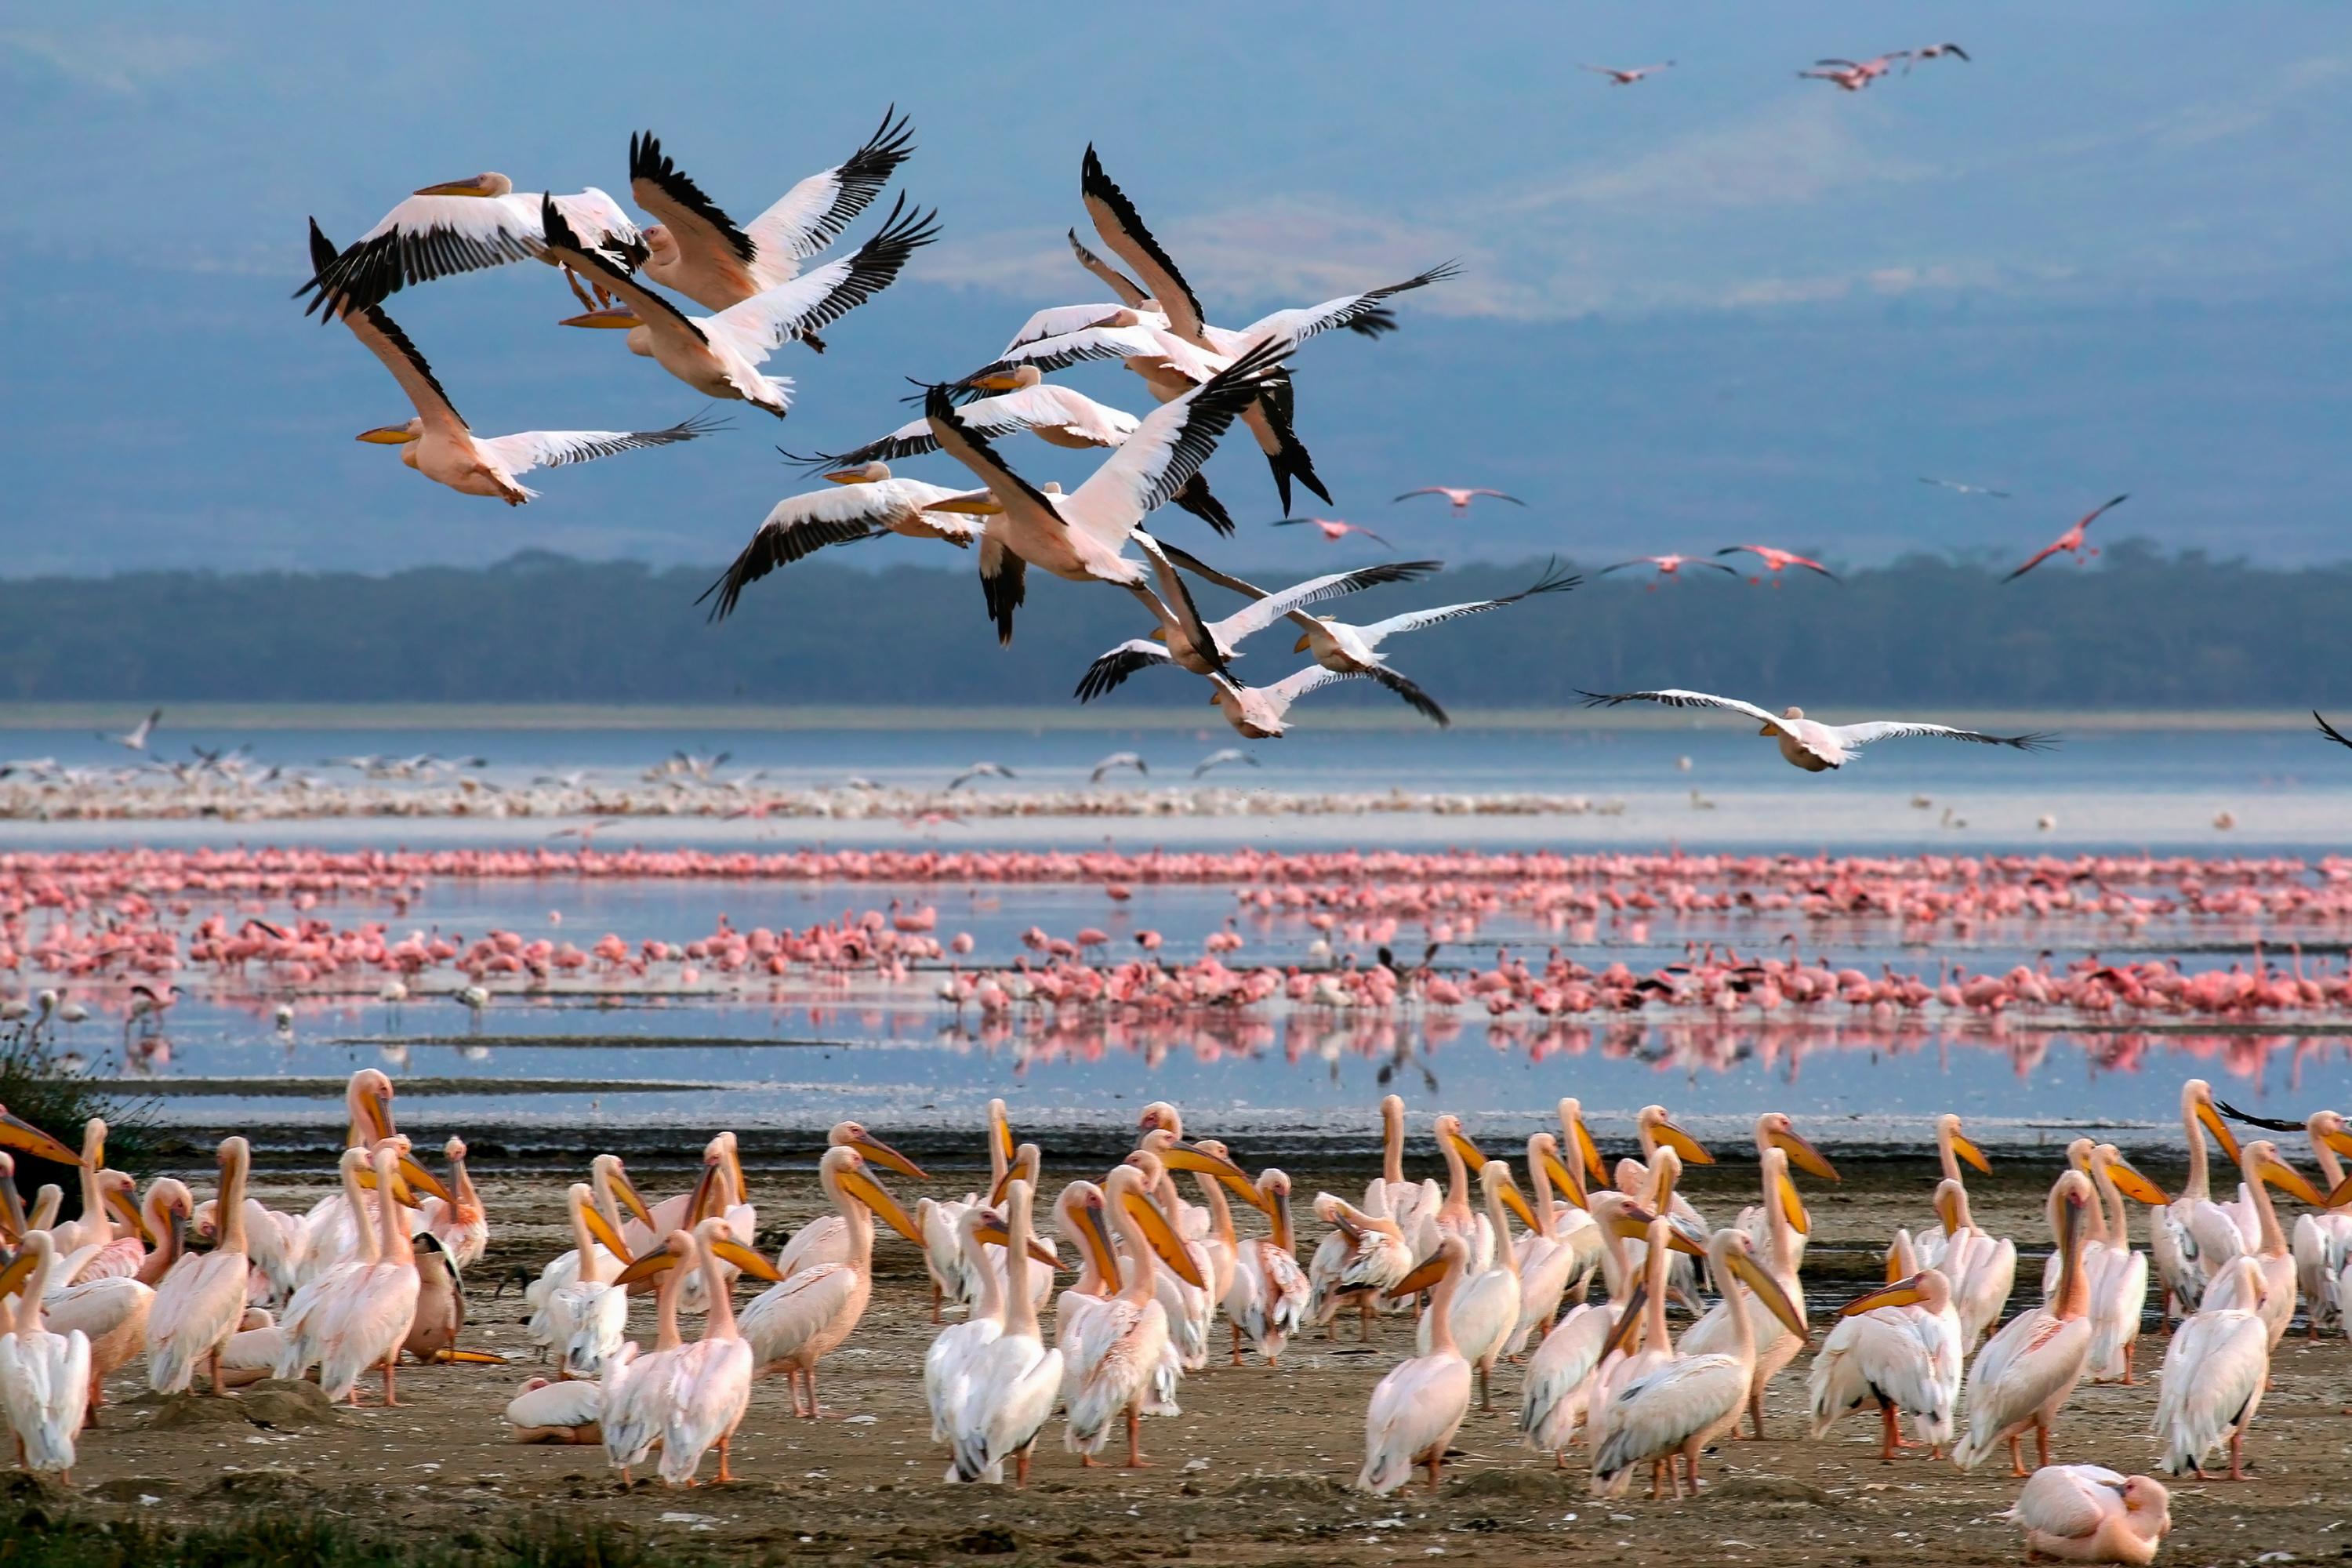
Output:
[218,1307,286,1389]
[0,1232,89,1477]
[659,1218,782,1485]
[45,1188,166,1421]
[601,1243,688,1485]
[1357,1236,1472,1495]
[2002,1465,2170,1566]
[1953,1170,2096,1474]
[1073,548,1442,702]
[316,220,720,506]
[1504,1133,1599,1353]
[315,1145,423,1406]
[299,175,641,318]
[625,1133,755,1310]
[552,194,938,418]
[1518,1192,1662,1465]
[1367,1094,1443,1265]
[2154,1254,2268,1480]
[1737,1111,1842,1267]
[923,339,1291,648]
[627,111,914,312]
[2154,1079,2245,1319]
[1617,1121,1706,1309]
[1428,1114,1497,1275]
[1912,1113,1993,1272]
[547,1181,634,1381]
[771,1123,931,1279]
[945,1178,1062,1486]
[1052,1179,1160,1410]
[1126,1145,1219,1371]
[1305,1192,1414,1337]
[525,1154,654,1351]
[1577,689,2056,771]
[1807,1250,1963,1461]
[1930,1178,2016,1352]
[1203,662,1437,739]
[916,1100,1016,1320]
[2224,1137,2327,1350]
[506,1376,604,1445]
[1591,1227,1807,1499]
[2286,1108,2352,1338]
[1416,1159,1534,1410]
[412,1136,488,1269]
[277,1149,384,1382]
[1282,560,1578,686]
[1677,1147,1809,1439]
[2082,1144,2166,1383]
[699,465,996,616]
[1064,1163,1203,1468]
[924,1203,1010,1443]
[45,1119,117,1258]
[1181,1140,1243,1319]
[144,1136,252,1396]
[1223,1167,1310,1367]
[735,1145,921,1416]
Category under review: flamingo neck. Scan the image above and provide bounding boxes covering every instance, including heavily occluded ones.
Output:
[1001,1197,1043,1341]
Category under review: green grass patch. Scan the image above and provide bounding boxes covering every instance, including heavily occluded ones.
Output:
[0,1501,705,1568]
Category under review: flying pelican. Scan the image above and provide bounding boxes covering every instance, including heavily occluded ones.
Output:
[1203,664,1435,739]
[735,1146,922,1416]
[2154,1080,2246,1319]
[924,339,1291,646]
[0,1232,89,1479]
[2003,1466,2170,1566]
[2003,495,2131,582]
[103,710,162,753]
[1089,750,1149,784]
[550,194,939,418]
[1063,1163,1203,1468]
[298,174,641,319]
[1918,476,2011,499]
[1591,1228,1807,1498]
[627,110,915,313]
[546,1182,634,1381]
[317,221,720,506]
[1072,550,1441,702]
[2154,1255,2268,1481]
[1393,486,1526,514]
[1357,1236,1472,1494]
[697,466,999,618]
[1416,1159,1537,1410]
[943,1178,1062,1486]
[1192,747,1258,779]
[1279,559,1577,686]
[1952,1171,2096,1474]
[1677,1148,1810,1439]
[1579,689,2056,771]
[1579,61,1674,84]
[145,1137,252,1396]
[1715,544,1841,585]
[1807,1245,1963,1461]
[2316,712,2352,752]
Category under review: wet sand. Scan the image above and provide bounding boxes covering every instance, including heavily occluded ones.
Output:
[50,1156,2352,1566]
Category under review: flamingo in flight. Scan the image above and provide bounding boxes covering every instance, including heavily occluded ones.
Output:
[1394,487,1525,515]
[1274,518,1392,548]
[1715,545,1840,586]
[1579,62,1673,85]
[1905,43,1970,68]
[2002,495,2129,583]
[1599,554,1737,588]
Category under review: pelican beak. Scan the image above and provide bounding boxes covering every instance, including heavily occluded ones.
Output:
[609,1165,657,1229]
[559,306,641,329]
[1389,1250,1451,1298]
[1602,1283,1649,1357]
[2328,1171,2352,1210]
[1293,632,1312,653]
[1540,1145,1588,1210]
[1652,1116,1712,1165]
[974,1218,1059,1269]
[991,1104,1017,1167]
[2105,1159,2169,1207]
[580,1202,633,1265]
[823,470,876,486]
[1768,1127,1840,1182]
[1443,1124,1490,1173]
[432,1348,510,1365]
[1776,1168,1810,1236]
[612,1250,678,1288]
[1122,1190,1204,1287]
[400,1152,454,1205]
[107,1183,157,1246]
[1495,1172,1540,1232]
[1728,1247,1806,1339]
[1933,1185,1962,1236]
[840,1166,924,1245]
[1949,1127,1993,1174]
[1839,1275,1927,1317]
[0,1250,40,1303]
[727,1142,749,1213]
[1662,1218,1708,1258]
[2258,1151,2327,1207]
[363,1084,397,1145]
[1607,1203,1658,1242]
[847,1133,927,1181]
[971,372,1023,391]
[1570,1114,1608,1187]
[685,1163,719,1226]
[2195,1098,2241,1164]
[1080,1202,1120,1280]
[0,1110,82,1167]
[414,176,499,197]
[1147,627,1167,643]
[2322,1127,2352,1160]
[1160,1141,1268,1211]
[927,492,1004,515]
[358,1163,425,1210]
[1882,1243,1907,1283]
[710,1236,783,1283]
[355,426,420,445]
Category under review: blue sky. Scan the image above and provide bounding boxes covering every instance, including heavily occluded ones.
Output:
[4,2,2347,576]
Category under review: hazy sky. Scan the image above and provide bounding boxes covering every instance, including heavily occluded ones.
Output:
[5,3,2347,576]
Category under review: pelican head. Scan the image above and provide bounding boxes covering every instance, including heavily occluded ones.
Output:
[641,223,679,263]
[1637,1104,1713,1165]
[1291,617,1334,653]
[1758,1111,1840,1181]
[971,364,1044,392]
[824,462,893,485]
[413,172,514,198]
[558,304,643,331]
[356,419,423,445]
[827,1120,927,1180]
[2183,1078,2241,1163]
[2244,1138,2326,1206]
[1137,1101,1183,1140]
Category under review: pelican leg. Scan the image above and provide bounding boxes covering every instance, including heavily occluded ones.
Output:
[2120,1341,2136,1385]
[930,1281,942,1324]
[1647,1460,1664,1500]
[2228,1429,2247,1481]
[2032,1421,2051,1471]
[1878,1403,1903,1463]
[1123,1404,1152,1468]
[381,1353,401,1408]
[208,1348,227,1398]
[561,266,597,311]
[1475,1363,1491,1412]
[1744,1385,1766,1439]
[714,1432,734,1484]
[1682,1446,1701,1495]
[1424,1448,1445,1492]
[1232,1322,1243,1367]
[1359,1301,1373,1341]
[2008,1434,2029,1478]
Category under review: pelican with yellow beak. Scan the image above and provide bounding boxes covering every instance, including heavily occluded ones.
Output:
[1065,1163,1204,1468]
[2156,1079,2250,1319]
[2285,1109,2352,1337]
[944,1178,1063,1486]
[1913,1112,1994,1273]
[525,1154,655,1350]
[1506,1133,1601,1352]
[1806,1250,1962,1461]
[1927,1177,2016,1353]
[1305,1192,1415,1338]
[1591,1226,1809,1499]
[1953,1171,2097,1474]
[1677,1147,1810,1439]
[1739,1112,1839,1268]
[2226,1137,2328,1350]
[1358,1236,1472,1494]
[1429,1114,1499,1274]
[145,1137,252,1396]
[735,1145,921,1416]
[0,1104,83,1172]
[775,1122,931,1278]
[917,1100,1019,1321]
[546,1182,636,1381]
[1417,1160,1538,1410]
[699,464,1000,620]
[626,1133,755,1308]
[0,1232,90,1479]
[298,172,641,320]
[1519,1192,1668,1465]
[2083,1144,2168,1383]
[609,1217,783,1485]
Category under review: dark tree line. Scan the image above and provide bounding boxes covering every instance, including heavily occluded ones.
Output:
[2,539,2343,709]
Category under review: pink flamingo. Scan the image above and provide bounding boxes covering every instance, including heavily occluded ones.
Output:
[2003,495,2129,582]
[1578,62,1673,85]
[1715,545,1840,586]
[1273,517,1393,547]
[1598,554,1738,589]
[1392,487,1526,515]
